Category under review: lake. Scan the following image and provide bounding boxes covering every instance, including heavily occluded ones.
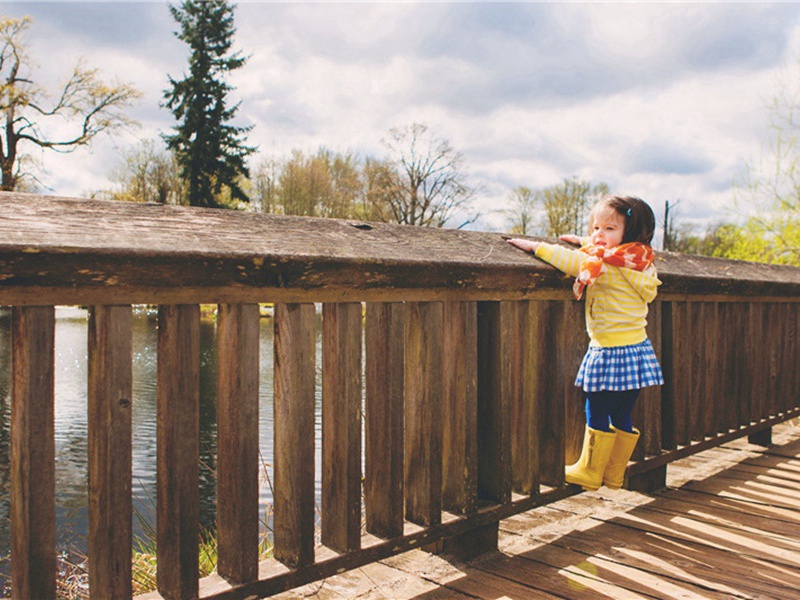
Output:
[0,306,325,559]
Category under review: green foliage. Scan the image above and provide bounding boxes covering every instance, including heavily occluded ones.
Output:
[245,124,477,228]
[726,58,800,265]
[540,177,609,237]
[162,0,255,208]
[501,178,609,237]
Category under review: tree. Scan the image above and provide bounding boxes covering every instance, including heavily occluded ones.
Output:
[727,59,800,265]
[376,123,478,228]
[249,156,281,214]
[278,149,361,219]
[504,186,537,235]
[0,15,140,191]
[162,0,255,208]
[539,177,609,237]
[108,139,183,204]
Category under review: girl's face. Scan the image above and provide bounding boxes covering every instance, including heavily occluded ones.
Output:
[590,206,625,249]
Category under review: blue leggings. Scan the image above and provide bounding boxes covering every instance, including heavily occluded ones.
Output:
[585,389,640,433]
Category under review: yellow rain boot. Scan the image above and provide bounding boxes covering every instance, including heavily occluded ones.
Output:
[603,427,640,490]
[565,427,616,491]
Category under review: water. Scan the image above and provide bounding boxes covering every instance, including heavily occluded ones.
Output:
[0,306,324,558]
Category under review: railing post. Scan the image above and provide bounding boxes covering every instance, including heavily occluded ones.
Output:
[365,303,405,538]
[273,303,316,567]
[442,301,478,514]
[216,303,260,583]
[538,301,566,486]
[404,302,443,527]
[156,305,200,600]
[322,302,363,553]
[11,306,56,600]
[88,305,133,598]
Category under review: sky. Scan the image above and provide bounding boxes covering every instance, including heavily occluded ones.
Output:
[4,1,800,235]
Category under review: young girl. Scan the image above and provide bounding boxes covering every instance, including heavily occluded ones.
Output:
[507,195,663,491]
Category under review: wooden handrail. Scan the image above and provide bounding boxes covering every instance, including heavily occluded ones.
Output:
[1,192,799,600]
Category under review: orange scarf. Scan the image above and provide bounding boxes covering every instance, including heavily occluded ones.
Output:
[573,242,655,300]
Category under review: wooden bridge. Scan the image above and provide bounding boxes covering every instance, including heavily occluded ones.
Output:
[273,421,800,598]
[1,192,799,599]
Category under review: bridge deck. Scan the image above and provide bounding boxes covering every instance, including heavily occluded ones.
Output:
[276,421,800,599]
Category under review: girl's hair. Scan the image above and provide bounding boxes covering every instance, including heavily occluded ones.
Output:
[590,195,656,245]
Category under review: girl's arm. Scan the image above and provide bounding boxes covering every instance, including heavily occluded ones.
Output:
[507,238,541,253]
[559,234,582,245]
[507,237,583,276]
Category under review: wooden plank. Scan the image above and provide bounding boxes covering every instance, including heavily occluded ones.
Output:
[749,302,766,422]
[11,306,56,600]
[633,298,661,459]
[476,301,511,504]
[659,301,675,450]
[563,300,585,465]
[672,301,690,446]
[790,303,800,413]
[6,194,800,307]
[478,551,665,600]
[543,519,795,599]
[404,301,443,526]
[88,305,133,599]
[321,302,363,553]
[364,302,405,538]
[441,301,478,513]
[712,302,728,435]
[537,301,565,486]
[768,303,783,416]
[273,303,316,567]
[216,303,260,583]
[156,304,200,599]
[701,302,717,438]
[689,301,704,441]
[510,301,539,495]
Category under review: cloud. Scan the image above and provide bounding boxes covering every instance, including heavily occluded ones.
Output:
[2,1,800,235]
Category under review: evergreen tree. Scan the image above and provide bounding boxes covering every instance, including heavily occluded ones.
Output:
[162,0,255,208]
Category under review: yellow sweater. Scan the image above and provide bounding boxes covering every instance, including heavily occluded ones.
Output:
[535,243,661,348]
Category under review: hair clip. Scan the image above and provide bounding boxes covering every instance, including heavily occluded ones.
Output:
[626,207,632,217]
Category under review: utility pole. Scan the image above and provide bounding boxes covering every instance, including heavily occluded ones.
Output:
[663,200,671,251]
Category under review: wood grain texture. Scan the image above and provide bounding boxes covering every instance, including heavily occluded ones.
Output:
[441,301,478,514]
[562,300,586,465]
[537,301,566,487]
[2,193,800,306]
[322,303,363,553]
[476,301,511,504]
[11,306,56,600]
[216,303,260,583]
[156,305,200,600]
[364,303,405,538]
[404,302,443,527]
[509,302,539,496]
[273,303,316,567]
[88,305,133,599]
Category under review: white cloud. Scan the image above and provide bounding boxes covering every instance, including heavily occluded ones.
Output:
[3,1,800,235]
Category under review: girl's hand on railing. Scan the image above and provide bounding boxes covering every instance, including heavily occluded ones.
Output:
[559,234,581,245]
[507,238,541,253]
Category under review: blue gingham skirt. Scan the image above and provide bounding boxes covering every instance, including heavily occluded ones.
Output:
[575,339,664,392]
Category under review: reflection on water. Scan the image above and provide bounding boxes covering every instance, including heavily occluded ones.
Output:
[0,306,323,557]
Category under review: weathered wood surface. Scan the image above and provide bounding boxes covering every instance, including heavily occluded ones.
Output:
[88,305,133,598]
[216,303,260,583]
[156,305,201,600]
[2,192,800,304]
[272,303,317,568]
[270,422,800,600]
[364,302,405,537]
[11,306,56,600]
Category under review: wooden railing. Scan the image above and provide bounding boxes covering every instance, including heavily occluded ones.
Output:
[1,192,799,599]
